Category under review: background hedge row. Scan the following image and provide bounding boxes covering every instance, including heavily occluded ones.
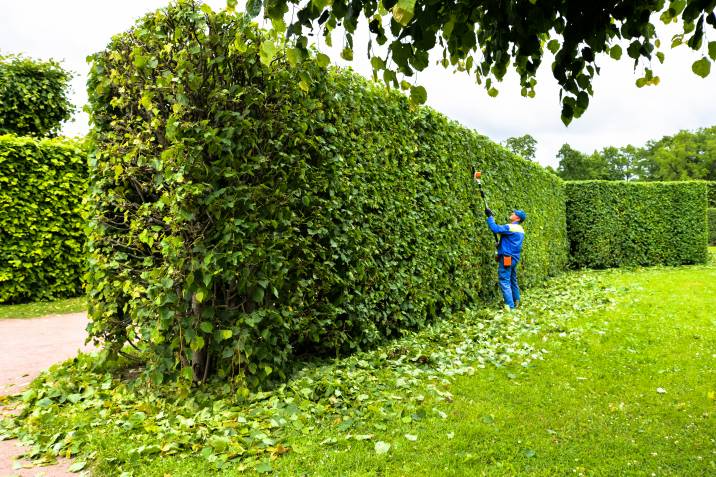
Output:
[565,181,709,268]
[0,55,74,137]
[85,2,567,386]
[0,135,86,304]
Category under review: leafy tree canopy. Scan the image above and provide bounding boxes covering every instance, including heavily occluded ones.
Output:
[645,125,716,180]
[503,134,537,161]
[237,0,716,125]
[555,125,716,181]
[556,144,609,180]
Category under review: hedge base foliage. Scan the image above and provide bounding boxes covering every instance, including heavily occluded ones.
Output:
[86,1,567,387]
[0,135,86,304]
[566,181,708,268]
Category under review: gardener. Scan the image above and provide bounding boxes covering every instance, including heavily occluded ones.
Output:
[484,208,526,309]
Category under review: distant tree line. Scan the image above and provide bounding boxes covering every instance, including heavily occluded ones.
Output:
[555,126,716,182]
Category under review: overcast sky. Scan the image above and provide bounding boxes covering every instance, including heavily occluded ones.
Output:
[2,1,715,167]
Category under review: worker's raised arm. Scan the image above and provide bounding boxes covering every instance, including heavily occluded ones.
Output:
[485,211,511,234]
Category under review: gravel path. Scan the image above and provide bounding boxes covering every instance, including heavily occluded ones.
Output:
[0,312,92,477]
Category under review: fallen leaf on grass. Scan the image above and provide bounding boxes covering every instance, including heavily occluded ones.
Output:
[374,441,391,454]
[68,461,87,473]
[656,387,666,394]
[404,434,418,441]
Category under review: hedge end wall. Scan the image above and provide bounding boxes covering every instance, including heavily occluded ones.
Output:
[86,2,566,385]
[566,181,708,268]
[0,135,86,304]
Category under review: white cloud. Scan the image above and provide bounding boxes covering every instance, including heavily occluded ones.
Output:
[2,2,714,168]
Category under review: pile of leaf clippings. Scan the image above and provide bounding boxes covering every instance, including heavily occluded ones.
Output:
[0,271,620,475]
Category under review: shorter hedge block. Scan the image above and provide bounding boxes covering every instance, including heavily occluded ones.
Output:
[0,135,87,304]
[0,56,74,137]
[709,208,716,246]
[566,181,708,268]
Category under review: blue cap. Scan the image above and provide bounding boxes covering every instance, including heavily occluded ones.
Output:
[514,209,526,223]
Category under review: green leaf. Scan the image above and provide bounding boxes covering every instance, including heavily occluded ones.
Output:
[200,322,213,333]
[487,87,499,98]
[392,0,416,26]
[315,53,330,68]
[255,462,273,473]
[627,40,641,60]
[190,336,205,352]
[252,287,265,303]
[708,41,716,61]
[68,461,87,473]
[259,41,278,66]
[246,0,262,17]
[195,290,206,303]
[220,329,233,340]
[692,57,711,78]
[370,56,385,70]
[208,435,230,452]
[547,39,560,54]
[341,48,354,61]
[609,45,622,60]
[374,441,391,454]
[286,47,302,66]
[410,85,427,104]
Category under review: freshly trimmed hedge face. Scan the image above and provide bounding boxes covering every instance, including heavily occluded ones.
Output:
[709,208,716,246]
[85,2,566,385]
[0,56,74,137]
[566,181,708,268]
[0,135,86,304]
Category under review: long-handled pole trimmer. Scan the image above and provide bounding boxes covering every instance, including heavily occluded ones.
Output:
[473,170,499,247]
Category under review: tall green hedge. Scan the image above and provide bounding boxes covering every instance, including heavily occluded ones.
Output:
[708,208,716,246]
[0,55,74,137]
[85,1,567,386]
[0,135,87,304]
[566,181,708,268]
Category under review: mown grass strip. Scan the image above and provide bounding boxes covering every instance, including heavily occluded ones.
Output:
[0,296,86,320]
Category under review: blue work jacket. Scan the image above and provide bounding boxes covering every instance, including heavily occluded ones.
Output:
[486,217,525,261]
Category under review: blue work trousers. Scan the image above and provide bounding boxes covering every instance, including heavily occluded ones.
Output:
[497,258,520,309]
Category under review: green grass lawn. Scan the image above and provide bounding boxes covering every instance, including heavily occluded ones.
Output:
[3,253,715,476]
[0,296,86,320]
[269,265,716,476]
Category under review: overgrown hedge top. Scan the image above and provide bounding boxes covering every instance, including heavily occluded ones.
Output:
[0,55,74,137]
[0,135,87,304]
[566,181,708,269]
[85,1,567,387]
